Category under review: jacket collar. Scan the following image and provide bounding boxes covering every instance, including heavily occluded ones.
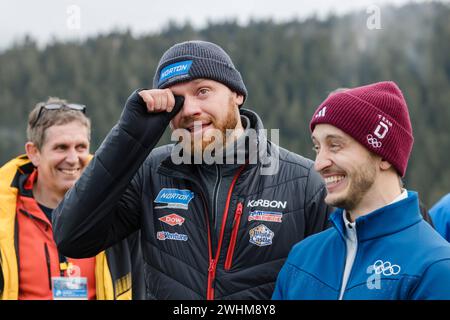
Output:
[330,191,422,242]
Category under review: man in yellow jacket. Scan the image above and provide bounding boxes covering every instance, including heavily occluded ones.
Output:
[0,97,143,300]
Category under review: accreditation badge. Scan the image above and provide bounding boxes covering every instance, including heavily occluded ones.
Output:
[52,263,88,300]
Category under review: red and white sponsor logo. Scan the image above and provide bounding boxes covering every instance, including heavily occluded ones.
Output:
[159,213,185,226]
[248,210,283,223]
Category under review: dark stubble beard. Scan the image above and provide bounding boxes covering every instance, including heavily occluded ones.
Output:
[328,158,378,212]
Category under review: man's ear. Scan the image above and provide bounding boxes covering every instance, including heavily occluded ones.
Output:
[235,93,244,107]
[379,158,393,171]
[25,142,40,167]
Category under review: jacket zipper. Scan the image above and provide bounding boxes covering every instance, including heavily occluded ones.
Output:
[200,192,214,300]
[44,243,52,290]
[206,164,246,300]
[338,221,359,300]
[157,164,246,300]
[207,258,217,300]
[212,165,221,231]
[224,202,244,271]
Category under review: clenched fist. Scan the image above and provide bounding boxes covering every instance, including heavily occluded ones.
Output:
[138,89,176,113]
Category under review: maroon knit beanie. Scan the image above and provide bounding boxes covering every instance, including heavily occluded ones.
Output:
[310,81,414,177]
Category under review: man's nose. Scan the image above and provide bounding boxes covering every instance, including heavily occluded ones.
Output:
[65,148,79,164]
[314,149,332,173]
[179,96,202,118]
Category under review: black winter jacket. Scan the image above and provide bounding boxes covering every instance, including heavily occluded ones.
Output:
[53,90,331,299]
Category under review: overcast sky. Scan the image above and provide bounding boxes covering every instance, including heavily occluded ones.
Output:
[0,0,435,49]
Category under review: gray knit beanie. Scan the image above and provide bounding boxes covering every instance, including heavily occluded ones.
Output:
[153,40,247,103]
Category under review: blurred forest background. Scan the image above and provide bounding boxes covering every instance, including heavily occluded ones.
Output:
[0,2,449,207]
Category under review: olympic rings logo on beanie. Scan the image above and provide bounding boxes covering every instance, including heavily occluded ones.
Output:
[153,40,248,104]
[310,81,414,177]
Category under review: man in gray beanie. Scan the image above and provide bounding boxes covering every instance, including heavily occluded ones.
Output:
[53,40,331,300]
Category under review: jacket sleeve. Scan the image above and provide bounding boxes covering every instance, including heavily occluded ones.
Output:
[271,266,286,299]
[430,194,450,242]
[53,90,183,258]
[272,261,294,300]
[303,166,333,237]
[410,259,450,299]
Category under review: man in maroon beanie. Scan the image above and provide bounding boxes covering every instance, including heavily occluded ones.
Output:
[273,81,450,299]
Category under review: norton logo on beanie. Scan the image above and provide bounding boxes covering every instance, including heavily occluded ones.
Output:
[159,60,193,85]
[309,81,414,177]
[153,40,248,102]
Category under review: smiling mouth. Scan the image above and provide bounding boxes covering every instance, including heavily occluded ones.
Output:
[58,168,80,176]
[186,122,212,133]
[323,174,346,190]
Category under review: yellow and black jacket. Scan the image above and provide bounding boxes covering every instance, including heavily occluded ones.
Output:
[0,155,144,300]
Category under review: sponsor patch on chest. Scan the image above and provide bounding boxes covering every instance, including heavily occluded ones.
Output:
[248,210,283,223]
[249,224,274,247]
[156,231,188,241]
[159,213,185,226]
[154,188,194,210]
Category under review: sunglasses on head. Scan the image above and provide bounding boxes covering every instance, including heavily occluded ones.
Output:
[32,103,86,126]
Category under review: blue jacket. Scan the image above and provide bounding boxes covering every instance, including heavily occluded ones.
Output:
[273,191,450,300]
[430,193,450,242]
